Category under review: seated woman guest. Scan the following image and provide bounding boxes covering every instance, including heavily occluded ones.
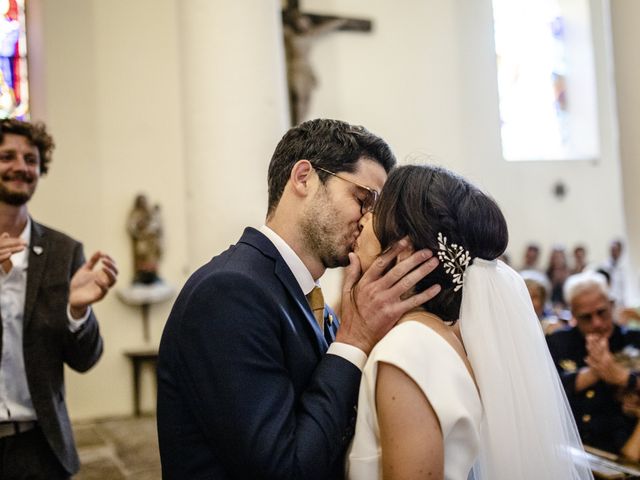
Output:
[547,245,571,308]
[520,269,566,334]
[346,165,592,480]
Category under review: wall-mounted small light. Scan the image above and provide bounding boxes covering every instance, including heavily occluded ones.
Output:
[552,180,568,200]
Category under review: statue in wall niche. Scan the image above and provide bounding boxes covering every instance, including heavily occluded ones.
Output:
[119,193,174,343]
[127,193,164,285]
[282,0,373,125]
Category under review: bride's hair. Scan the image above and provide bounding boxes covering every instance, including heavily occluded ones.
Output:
[374,164,508,323]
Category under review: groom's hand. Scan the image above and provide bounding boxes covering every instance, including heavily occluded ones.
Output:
[335,238,441,354]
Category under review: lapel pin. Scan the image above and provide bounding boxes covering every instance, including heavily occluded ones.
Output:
[32,246,43,255]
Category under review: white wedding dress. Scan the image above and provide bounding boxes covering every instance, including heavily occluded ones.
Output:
[346,259,593,480]
[346,321,482,480]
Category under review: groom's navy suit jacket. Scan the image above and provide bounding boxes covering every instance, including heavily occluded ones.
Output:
[157,227,361,479]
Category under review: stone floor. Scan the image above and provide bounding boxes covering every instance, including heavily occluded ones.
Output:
[72,415,160,479]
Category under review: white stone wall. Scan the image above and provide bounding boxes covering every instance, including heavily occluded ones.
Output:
[25,0,636,419]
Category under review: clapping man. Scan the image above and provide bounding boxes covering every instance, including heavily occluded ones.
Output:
[547,271,640,454]
[0,119,118,479]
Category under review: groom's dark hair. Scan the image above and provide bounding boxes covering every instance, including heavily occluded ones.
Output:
[374,164,509,323]
[266,118,396,219]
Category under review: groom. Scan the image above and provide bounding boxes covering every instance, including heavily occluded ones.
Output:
[157,119,440,479]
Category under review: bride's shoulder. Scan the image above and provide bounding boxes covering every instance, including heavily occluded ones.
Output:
[393,313,474,377]
[376,315,453,352]
[396,312,450,339]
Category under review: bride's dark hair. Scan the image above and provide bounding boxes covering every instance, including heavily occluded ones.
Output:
[374,164,509,323]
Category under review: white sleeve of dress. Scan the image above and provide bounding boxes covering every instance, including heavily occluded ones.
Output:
[370,321,481,438]
[347,321,481,480]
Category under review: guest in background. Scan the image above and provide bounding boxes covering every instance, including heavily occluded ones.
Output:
[520,242,541,272]
[619,307,640,329]
[520,269,565,335]
[601,238,640,311]
[571,244,589,274]
[547,271,640,454]
[546,244,571,308]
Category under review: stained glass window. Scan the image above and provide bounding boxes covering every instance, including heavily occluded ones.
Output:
[492,0,600,161]
[0,0,28,119]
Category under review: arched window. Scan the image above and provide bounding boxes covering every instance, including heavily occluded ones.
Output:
[492,0,599,161]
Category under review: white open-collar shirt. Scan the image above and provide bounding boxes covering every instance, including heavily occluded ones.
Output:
[0,218,90,422]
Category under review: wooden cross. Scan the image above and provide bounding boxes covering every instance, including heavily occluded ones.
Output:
[282,0,372,125]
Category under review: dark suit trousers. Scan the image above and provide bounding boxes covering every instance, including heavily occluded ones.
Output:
[0,426,70,480]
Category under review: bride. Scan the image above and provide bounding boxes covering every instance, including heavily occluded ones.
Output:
[345,164,593,480]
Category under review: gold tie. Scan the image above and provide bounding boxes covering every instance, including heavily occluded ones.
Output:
[306,286,325,331]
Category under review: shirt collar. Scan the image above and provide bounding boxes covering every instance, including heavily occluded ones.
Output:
[10,217,31,270]
[259,225,317,296]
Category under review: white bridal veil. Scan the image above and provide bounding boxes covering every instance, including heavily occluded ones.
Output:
[459,259,593,480]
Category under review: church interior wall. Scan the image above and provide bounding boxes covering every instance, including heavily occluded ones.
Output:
[610,0,640,283]
[305,0,628,267]
[29,0,191,419]
[20,0,639,420]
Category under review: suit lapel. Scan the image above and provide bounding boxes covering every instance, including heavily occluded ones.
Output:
[239,228,329,354]
[273,260,329,353]
[24,220,48,329]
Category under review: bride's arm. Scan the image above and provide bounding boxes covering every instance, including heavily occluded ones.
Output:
[376,361,443,480]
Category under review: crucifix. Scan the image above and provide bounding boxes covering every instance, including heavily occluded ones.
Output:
[282,0,372,125]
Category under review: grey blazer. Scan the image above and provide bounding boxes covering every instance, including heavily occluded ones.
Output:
[0,219,103,475]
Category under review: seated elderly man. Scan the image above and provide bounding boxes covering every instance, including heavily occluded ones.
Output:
[547,271,640,454]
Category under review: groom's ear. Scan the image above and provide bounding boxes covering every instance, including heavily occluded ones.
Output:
[290,160,314,194]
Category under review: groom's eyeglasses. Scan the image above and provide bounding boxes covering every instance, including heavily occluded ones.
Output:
[313,166,379,215]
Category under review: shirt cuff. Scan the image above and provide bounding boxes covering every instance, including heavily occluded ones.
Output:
[67,304,92,332]
[327,342,367,371]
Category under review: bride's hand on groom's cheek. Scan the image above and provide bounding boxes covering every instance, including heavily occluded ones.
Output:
[335,237,441,355]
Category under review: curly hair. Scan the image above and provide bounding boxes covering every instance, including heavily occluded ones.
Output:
[0,118,55,175]
[373,164,509,323]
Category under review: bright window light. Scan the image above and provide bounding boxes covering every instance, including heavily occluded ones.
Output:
[492,0,600,161]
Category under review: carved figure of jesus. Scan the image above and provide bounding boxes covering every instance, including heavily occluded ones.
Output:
[283,12,348,125]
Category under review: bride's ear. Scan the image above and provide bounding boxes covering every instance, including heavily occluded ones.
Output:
[396,239,416,263]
